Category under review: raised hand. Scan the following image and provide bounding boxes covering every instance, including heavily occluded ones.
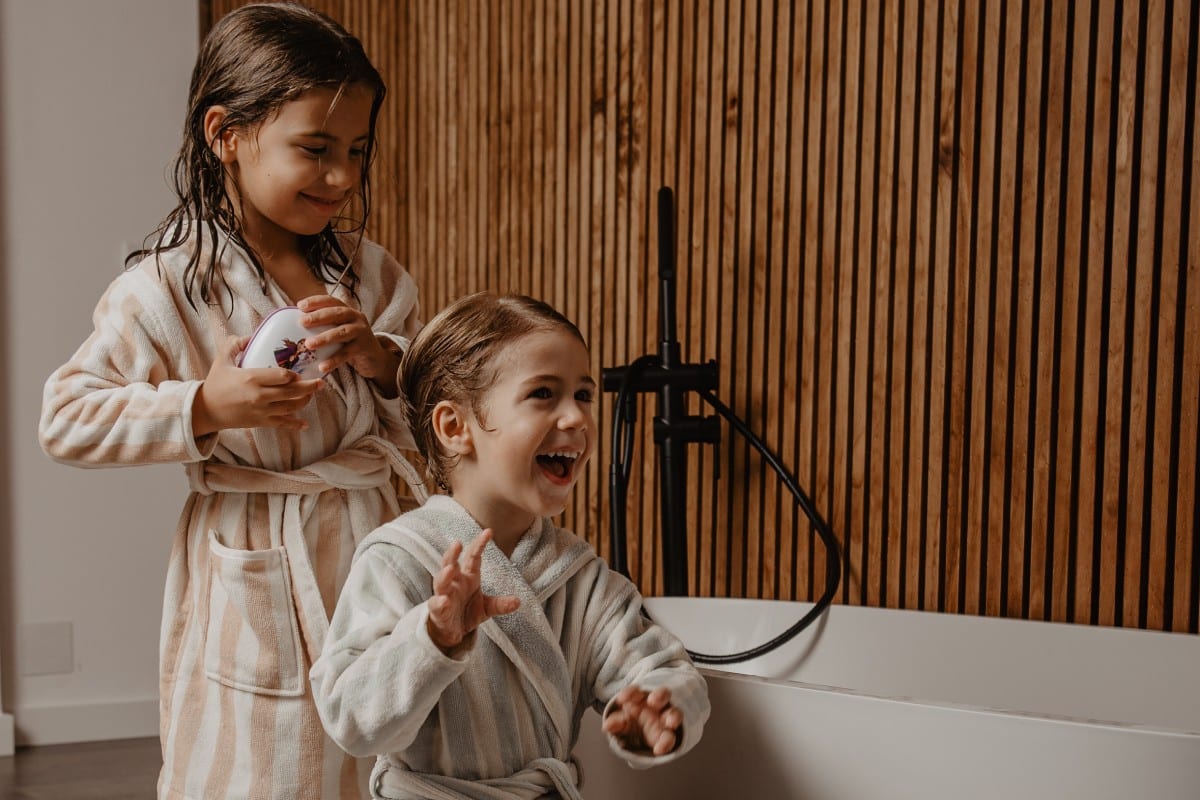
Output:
[427,529,521,653]
[295,295,401,395]
[192,335,323,437]
[602,685,683,757]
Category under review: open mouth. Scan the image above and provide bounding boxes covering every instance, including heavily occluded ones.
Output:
[536,450,580,485]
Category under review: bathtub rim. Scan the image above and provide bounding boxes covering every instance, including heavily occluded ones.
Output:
[698,667,1200,738]
[643,595,1200,737]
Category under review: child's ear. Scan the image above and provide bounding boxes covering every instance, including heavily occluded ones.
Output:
[432,400,474,456]
[203,106,237,164]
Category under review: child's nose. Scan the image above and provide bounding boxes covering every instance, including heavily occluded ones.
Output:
[324,157,356,190]
[559,402,590,429]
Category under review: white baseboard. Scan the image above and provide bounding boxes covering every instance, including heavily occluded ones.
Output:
[14,697,157,746]
[1,711,14,756]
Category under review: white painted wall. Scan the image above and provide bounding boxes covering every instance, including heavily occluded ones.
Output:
[0,0,198,746]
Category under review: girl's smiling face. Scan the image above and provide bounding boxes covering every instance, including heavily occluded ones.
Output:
[211,84,372,255]
[444,328,597,542]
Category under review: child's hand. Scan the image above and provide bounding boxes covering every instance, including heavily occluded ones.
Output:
[427,529,521,653]
[296,295,401,395]
[193,335,323,437]
[602,685,683,757]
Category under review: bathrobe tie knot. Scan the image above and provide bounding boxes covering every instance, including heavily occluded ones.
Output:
[371,754,581,800]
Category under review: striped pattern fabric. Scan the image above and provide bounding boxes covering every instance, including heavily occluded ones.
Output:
[39,234,424,800]
[311,495,710,800]
[205,532,307,696]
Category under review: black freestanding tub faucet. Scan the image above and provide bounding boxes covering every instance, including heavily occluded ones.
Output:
[601,187,720,596]
[602,186,843,664]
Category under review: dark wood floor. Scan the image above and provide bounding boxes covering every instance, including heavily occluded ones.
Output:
[0,737,160,799]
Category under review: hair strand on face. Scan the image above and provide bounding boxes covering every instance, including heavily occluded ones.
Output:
[128,2,386,313]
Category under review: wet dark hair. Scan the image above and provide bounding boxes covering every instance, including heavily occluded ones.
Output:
[399,293,587,491]
[129,2,386,309]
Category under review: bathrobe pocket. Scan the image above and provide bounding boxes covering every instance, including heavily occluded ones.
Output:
[204,530,307,696]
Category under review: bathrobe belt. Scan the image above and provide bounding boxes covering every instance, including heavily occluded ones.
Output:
[372,753,581,800]
[187,434,427,665]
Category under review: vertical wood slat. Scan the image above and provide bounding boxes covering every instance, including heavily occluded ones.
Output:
[1171,0,1199,635]
[913,0,935,608]
[1022,0,1049,619]
[853,0,881,608]
[205,0,1199,635]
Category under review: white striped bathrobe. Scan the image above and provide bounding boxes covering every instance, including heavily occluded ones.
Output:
[310,495,711,800]
[39,234,424,800]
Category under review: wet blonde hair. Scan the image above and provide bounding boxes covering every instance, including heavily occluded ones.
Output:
[399,292,586,491]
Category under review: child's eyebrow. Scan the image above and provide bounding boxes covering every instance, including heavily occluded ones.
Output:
[297,130,370,143]
[520,374,597,387]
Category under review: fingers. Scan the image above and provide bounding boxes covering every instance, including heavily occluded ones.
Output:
[429,544,467,650]
[236,356,323,396]
[306,322,358,351]
[464,532,519,623]
[463,529,493,572]
[225,334,252,361]
[645,686,672,711]
[432,533,520,643]
[201,336,324,434]
[433,542,464,592]
[254,382,324,426]
[433,534,491,595]
[640,691,680,752]
[635,701,680,756]
[605,686,681,756]
[293,297,372,354]
[429,535,506,652]
[602,708,631,736]
[484,594,521,617]
[614,685,646,708]
[296,295,339,312]
[294,296,397,384]
[256,378,323,420]
[659,706,683,731]
[442,540,464,568]
[650,727,678,756]
[294,296,362,336]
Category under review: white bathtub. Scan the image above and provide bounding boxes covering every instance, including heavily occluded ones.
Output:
[574,597,1200,799]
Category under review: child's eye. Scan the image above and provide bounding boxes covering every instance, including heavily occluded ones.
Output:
[349,147,366,159]
[575,389,594,403]
[529,387,553,400]
[301,145,327,156]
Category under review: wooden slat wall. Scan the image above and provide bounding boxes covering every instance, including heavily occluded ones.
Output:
[205,0,1200,634]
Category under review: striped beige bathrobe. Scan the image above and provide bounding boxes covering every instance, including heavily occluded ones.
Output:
[310,495,710,800]
[39,235,424,800]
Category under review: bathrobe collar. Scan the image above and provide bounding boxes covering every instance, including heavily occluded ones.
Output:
[395,494,596,748]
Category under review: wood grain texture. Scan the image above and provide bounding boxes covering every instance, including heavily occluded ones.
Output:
[206,0,1200,634]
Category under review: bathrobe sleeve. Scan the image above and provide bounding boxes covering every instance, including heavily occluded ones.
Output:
[354,241,422,448]
[311,538,471,758]
[581,566,710,768]
[39,264,217,467]
[40,239,422,469]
